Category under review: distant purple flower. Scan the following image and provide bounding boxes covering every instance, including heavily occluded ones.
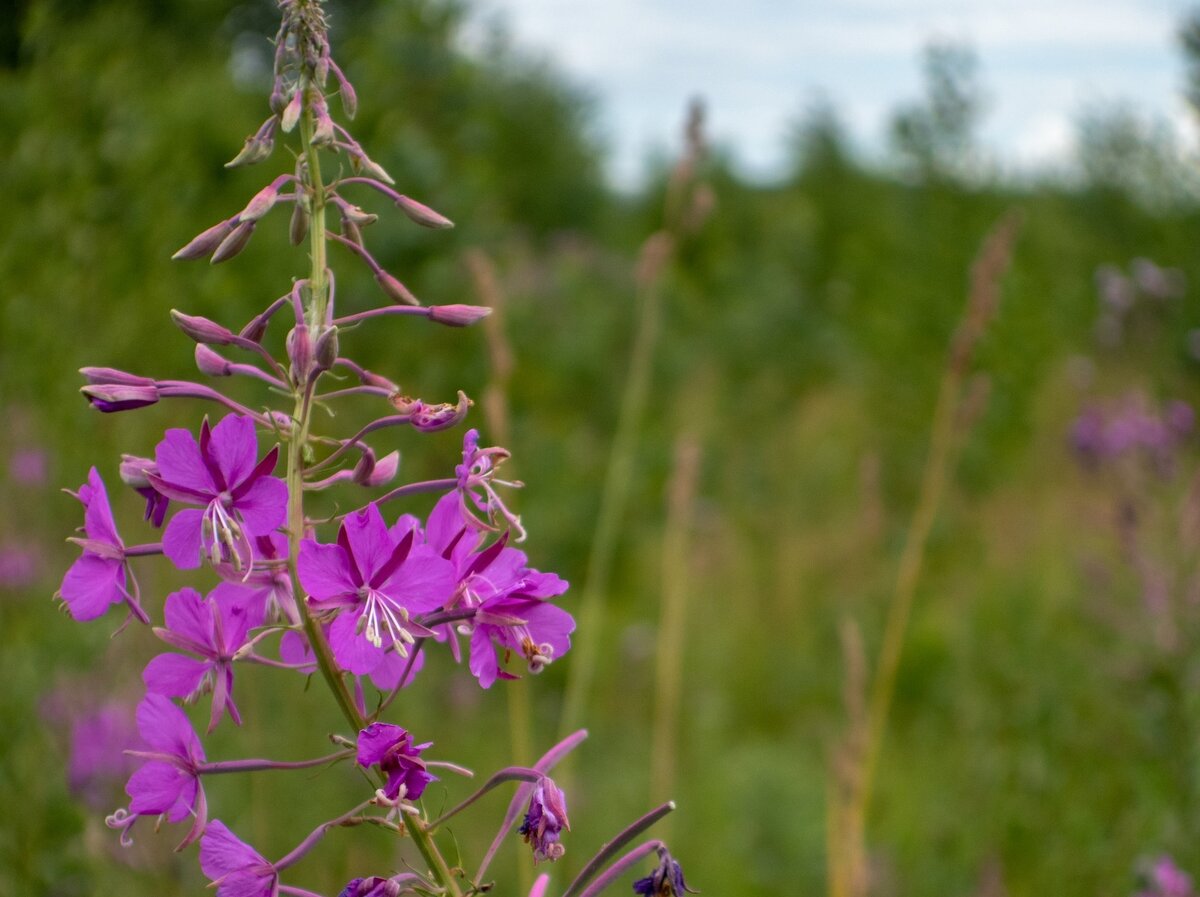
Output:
[0,542,40,589]
[144,586,252,733]
[150,415,287,570]
[633,846,695,897]
[58,468,147,623]
[298,503,454,677]
[114,694,207,848]
[519,776,569,863]
[1138,855,1195,897]
[200,821,278,897]
[9,447,47,486]
[65,701,140,811]
[456,429,525,540]
[355,723,434,802]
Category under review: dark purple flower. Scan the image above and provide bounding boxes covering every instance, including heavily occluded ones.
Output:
[298,503,453,677]
[150,415,287,570]
[355,723,434,802]
[144,586,252,732]
[518,776,569,863]
[200,820,278,897]
[58,467,147,623]
[113,693,207,848]
[633,846,695,897]
[455,429,525,540]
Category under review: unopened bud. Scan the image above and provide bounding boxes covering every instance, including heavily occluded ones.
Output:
[361,370,399,391]
[314,326,339,373]
[240,314,269,344]
[171,310,236,346]
[172,218,236,261]
[341,204,377,227]
[341,215,363,247]
[336,69,357,119]
[395,195,454,229]
[289,202,309,245]
[358,156,395,185]
[239,180,282,223]
[280,89,303,133]
[269,81,288,115]
[374,270,419,306]
[211,220,256,264]
[429,304,491,327]
[81,383,160,413]
[80,367,156,387]
[226,118,277,168]
[287,323,313,384]
[194,344,233,377]
[355,449,399,487]
[312,95,335,146]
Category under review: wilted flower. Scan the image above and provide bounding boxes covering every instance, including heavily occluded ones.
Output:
[355,723,434,802]
[519,776,569,862]
[633,846,695,897]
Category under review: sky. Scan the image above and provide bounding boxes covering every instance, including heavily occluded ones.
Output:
[468,0,1197,186]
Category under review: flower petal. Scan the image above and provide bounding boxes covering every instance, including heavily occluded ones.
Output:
[163,508,205,569]
[200,820,267,880]
[136,693,204,761]
[208,415,258,491]
[163,588,216,650]
[469,628,499,689]
[59,554,124,621]
[127,761,188,816]
[379,545,455,615]
[297,539,357,603]
[329,610,382,676]
[156,428,214,497]
[82,467,122,547]
[341,503,393,580]
[234,474,288,536]
[144,652,210,697]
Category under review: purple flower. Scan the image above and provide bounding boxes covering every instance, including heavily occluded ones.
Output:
[338,878,391,897]
[58,468,147,623]
[0,542,40,589]
[65,701,140,811]
[1138,856,1196,897]
[114,694,207,847]
[216,533,299,626]
[200,820,278,897]
[298,503,454,677]
[455,429,525,540]
[9,447,47,486]
[150,415,288,570]
[120,454,171,527]
[470,594,575,689]
[633,846,695,897]
[355,723,434,802]
[144,586,252,732]
[518,776,569,862]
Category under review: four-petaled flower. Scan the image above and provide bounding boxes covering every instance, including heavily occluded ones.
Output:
[120,693,208,848]
[298,503,453,678]
[200,820,278,897]
[355,723,434,802]
[143,586,252,733]
[58,467,148,624]
[519,776,569,863]
[151,415,288,571]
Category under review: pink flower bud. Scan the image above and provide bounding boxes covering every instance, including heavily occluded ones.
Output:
[289,202,309,245]
[211,220,256,264]
[171,310,236,346]
[341,204,377,227]
[172,218,236,261]
[429,304,492,327]
[394,195,454,229]
[334,65,357,119]
[118,455,156,490]
[226,118,277,169]
[287,323,313,383]
[80,367,155,387]
[239,180,283,223]
[194,344,232,377]
[374,270,419,306]
[81,383,160,413]
[314,325,339,373]
[362,450,399,487]
[312,94,335,146]
[280,89,303,133]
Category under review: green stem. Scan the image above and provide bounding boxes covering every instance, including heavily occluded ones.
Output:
[293,91,462,897]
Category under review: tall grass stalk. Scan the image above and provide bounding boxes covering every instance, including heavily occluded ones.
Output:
[828,212,1021,897]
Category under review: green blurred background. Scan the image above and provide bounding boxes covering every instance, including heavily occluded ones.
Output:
[4,1,1200,895]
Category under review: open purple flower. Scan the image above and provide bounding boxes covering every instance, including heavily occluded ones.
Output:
[519,776,569,863]
[200,820,278,897]
[144,586,252,733]
[633,846,695,897]
[298,503,453,677]
[58,467,148,624]
[469,593,574,689]
[112,693,207,848]
[356,723,434,802]
[150,415,287,570]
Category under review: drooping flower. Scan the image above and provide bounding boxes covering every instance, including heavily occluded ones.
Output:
[633,846,696,897]
[455,428,525,540]
[112,693,207,848]
[518,776,569,863]
[143,586,252,732]
[150,415,288,570]
[298,503,454,677]
[200,820,278,897]
[58,467,148,624]
[355,723,434,802]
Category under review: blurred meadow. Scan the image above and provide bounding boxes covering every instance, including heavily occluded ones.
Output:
[4,1,1200,895]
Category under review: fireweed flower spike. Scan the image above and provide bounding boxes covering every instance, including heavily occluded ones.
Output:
[355,723,434,803]
[107,693,208,849]
[58,467,150,624]
[297,502,454,677]
[150,414,288,570]
[519,776,570,863]
[143,586,252,732]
